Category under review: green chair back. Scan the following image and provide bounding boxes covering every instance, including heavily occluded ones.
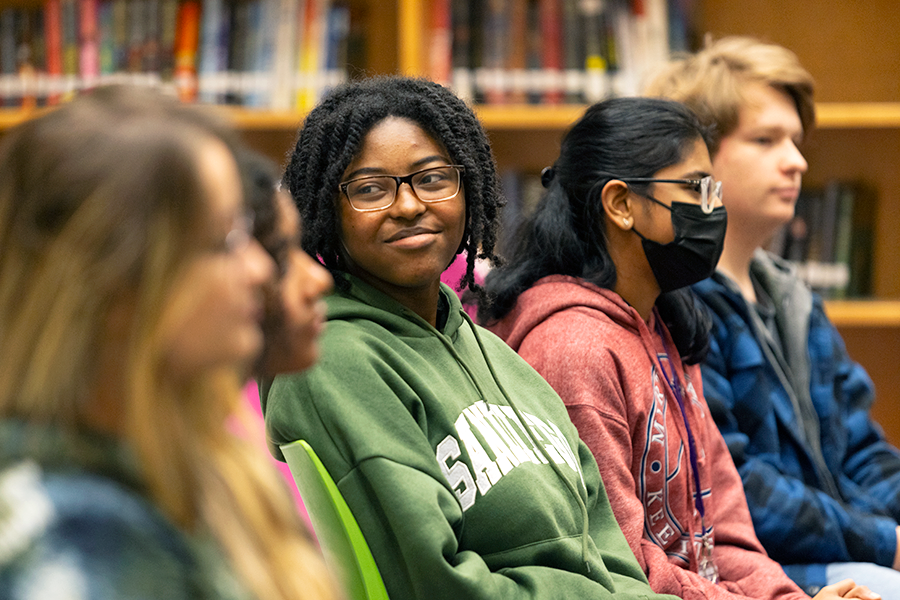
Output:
[280,440,390,600]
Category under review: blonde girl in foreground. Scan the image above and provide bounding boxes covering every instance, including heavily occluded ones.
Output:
[0,86,336,600]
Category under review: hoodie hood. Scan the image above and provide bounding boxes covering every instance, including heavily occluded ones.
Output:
[491,275,652,353]
[328,272,466,339]
[261,275,670,598]
[323,271,595,567]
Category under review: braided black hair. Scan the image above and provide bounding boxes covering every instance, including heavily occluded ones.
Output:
[283,76,503,295]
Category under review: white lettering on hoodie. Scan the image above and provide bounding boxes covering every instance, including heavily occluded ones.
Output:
[436,401,583,511]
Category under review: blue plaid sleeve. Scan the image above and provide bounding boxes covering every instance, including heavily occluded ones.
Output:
[817,303,900,521]
[697,290,899,588]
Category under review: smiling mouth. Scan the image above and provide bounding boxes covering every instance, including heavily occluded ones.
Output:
[386,227,438,243]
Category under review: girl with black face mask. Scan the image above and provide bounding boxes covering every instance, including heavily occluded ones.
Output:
[478,98,866,600]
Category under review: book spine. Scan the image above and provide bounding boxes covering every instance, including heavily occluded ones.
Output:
[784,188,813,264]
[581,0,609,103]
[322,2,348,93]
[295,0,325,110]
[506,0,527,103]
[173,0,200,101]
[98,0,114,78]
[78,0,99,88]
[126,0,144,76]
[831,181,855,299]
[3,9,18,106]
[44,0,64,104]
[30,7,48,105]
[11,10,37,107]
[240,0,260,105]
[158,0,177,88]
[269,0,298,109]
[142,0,161,80]
[450,0,472,102]
[467,0,484,103]
[244,0,277,107]
[60,0,78,99]
[561,0,583,103]
[524,0,541,104]
[428,0,451,87]
[480,0,509,104]
[199,0,225,102]
[539,0,562,104]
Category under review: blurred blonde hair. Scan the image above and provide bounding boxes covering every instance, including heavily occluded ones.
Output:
[0,86,336,600]
[644,35,816,155]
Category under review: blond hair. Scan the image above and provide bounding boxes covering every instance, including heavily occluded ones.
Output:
[644,35,816,155]
[0,86,337,600]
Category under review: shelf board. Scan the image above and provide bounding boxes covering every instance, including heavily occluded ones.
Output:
[473,104,587,130]
[472,102,900,130]
[816,103,900,128]
[216,106,307,130]
[0,106,50,130]
[4,101,900,133]
[824,300,900,327]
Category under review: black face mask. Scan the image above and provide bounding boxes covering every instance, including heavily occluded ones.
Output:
[631,200,728,293]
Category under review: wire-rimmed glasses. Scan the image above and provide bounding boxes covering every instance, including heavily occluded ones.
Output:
[615,175,723,214]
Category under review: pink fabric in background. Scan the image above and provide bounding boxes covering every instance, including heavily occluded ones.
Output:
[244,381,310,523]
[441,252,484,317]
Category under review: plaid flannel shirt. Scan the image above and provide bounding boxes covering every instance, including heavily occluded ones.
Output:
[693,251,900,595]
[0,420,249,600]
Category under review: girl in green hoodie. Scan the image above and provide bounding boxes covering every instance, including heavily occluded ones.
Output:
[260,75,682,600]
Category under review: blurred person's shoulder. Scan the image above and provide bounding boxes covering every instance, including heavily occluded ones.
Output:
[0,458,208,600]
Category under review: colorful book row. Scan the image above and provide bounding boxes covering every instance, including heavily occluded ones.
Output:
[427,0,690,105]
[0,0,352,109]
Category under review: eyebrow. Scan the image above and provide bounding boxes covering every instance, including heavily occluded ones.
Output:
[677,170,711,180]
[342,155,450,181]
[749,124,804,140]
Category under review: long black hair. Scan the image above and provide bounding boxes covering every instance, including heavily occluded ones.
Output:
[283,76,503,295]
[480,97,713,364]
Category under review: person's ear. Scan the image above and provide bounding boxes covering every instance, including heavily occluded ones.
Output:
[601,180,634,231]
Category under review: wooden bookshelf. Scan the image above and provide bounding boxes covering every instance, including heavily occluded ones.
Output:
[408,0,900,443]
[2,0,899,437]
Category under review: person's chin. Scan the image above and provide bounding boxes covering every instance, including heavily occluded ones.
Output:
[283,347,318,374]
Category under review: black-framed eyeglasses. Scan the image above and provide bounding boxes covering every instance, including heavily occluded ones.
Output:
[339,165,465,212]
[615,175,723,214]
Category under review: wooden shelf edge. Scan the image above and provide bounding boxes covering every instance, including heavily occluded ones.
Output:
[824,300,900,327]
[215,106,308,130]
[816,103,900,128]
[0,107,52,130]
[473,104,587,130]
[5,102,900,133]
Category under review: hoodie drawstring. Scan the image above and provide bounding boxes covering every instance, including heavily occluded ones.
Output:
[459,311,592,571]
[402,303,593,570]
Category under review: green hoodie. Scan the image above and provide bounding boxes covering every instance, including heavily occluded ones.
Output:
[261,273,677,600]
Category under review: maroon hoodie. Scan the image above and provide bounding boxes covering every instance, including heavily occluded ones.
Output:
[490,275,808,600]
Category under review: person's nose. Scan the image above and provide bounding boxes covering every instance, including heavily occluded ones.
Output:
[242,238,276,287]
[389,180,427,220]
[299,251,333,299]
[781,139,808,176]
